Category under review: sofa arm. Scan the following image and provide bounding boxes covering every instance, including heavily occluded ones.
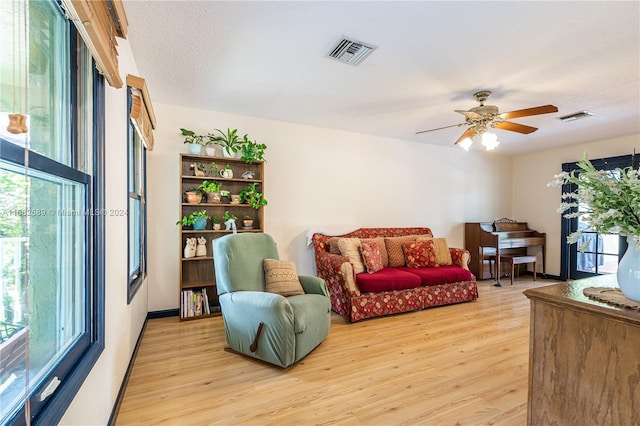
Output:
[450,247,471,270]
[299,275,329,298]
[315,251,359,294]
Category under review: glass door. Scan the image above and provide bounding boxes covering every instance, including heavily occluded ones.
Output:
[561,155,633,280]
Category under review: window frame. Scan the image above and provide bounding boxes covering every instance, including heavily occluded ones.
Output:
[127,87,147,303]
[0,3,105,423]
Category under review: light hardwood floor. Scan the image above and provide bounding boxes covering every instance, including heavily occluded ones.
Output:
[116,278,557,425]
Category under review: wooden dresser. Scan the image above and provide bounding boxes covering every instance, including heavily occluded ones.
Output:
[524,275,640,425]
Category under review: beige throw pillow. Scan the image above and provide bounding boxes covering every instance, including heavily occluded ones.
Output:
[337,238,366,274]
[263,259,305,296]
[416,236,453,265]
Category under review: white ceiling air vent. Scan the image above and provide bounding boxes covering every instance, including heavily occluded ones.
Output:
[327,37,377,66]
[558,111,594,122]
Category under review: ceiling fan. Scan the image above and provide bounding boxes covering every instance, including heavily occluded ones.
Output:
[416,90,558,150]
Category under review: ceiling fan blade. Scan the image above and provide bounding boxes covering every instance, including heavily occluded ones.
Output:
[455,109,483,120]
[499,105,558,119]
[454,127,477,145]
[415,123,466,135]
[494,121,538,134]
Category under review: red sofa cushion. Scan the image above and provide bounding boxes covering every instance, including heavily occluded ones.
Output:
[356,268,422,292]
[396,266,474,287]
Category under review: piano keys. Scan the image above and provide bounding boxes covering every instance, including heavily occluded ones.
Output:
[465,219,546,285]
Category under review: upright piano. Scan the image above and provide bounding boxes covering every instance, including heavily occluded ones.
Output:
[465,219,546,284]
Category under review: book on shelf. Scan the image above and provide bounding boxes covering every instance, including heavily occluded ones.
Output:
[202,288,211,315]
[181,287,214,318]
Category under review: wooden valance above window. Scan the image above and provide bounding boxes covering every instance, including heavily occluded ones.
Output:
[61,0,128,88]
[127,74,157,150]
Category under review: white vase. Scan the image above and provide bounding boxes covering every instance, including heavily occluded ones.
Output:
[222,147,235,158]
[205,147,216,156]
[617,236,640,302]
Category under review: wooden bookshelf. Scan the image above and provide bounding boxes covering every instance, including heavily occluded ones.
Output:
[178,153,264,320]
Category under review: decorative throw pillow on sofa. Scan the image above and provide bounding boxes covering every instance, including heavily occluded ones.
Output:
[384,235,419,267]
[362,237,389,267]
[402,240,440,268]
[359,241,384,273]
[416,236,453,265]
[263,259,305,296]
[337,238,366,274]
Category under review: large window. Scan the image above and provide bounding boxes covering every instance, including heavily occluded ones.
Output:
[561,155,632,280]
[128,88,146,302]
[0,0,104,424]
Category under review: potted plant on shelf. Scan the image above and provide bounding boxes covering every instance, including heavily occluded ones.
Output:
[209,128,243,158]
[208,161,220,177]
[243,215,254,229]
[183,187,203,204]
[203,135,217,156]
[222,210,238,232]
[176,209,211,230]
[239,182,268,209]
[198,180,222,203]
[212,216,222,231]
[219,164,233,179]
[240,137,267,164]
[219,189,231,203]
[180,128,205,155]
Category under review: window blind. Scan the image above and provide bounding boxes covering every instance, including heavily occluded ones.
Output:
[61,0,127,88]
[127,74,157,150]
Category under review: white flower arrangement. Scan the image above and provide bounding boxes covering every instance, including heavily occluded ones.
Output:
[548,155,640,251]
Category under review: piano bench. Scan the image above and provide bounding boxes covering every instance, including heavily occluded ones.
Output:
[500,255,537,285]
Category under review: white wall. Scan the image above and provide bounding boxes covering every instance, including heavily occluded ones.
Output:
[60,38,148,425]
[513,134,640,276]
[147,103,514,311]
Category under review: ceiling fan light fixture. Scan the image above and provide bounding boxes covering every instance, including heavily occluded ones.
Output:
[417,90,558,152]
[459,137,473,151]
[481,131,499,151]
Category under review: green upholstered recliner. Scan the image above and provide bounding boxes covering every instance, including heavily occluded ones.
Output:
[213,233,331,368]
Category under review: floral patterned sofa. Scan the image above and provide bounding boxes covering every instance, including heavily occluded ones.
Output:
[311,228,478,322]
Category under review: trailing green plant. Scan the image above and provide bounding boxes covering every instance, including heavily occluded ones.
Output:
[222,211,237,222]
[240,138,267,163]
[198,180,222,193]
[239,182,268,209]
[176,209,211,227]
[180,128,205,145]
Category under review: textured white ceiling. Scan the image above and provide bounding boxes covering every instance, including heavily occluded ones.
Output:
[124,1,640,155]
